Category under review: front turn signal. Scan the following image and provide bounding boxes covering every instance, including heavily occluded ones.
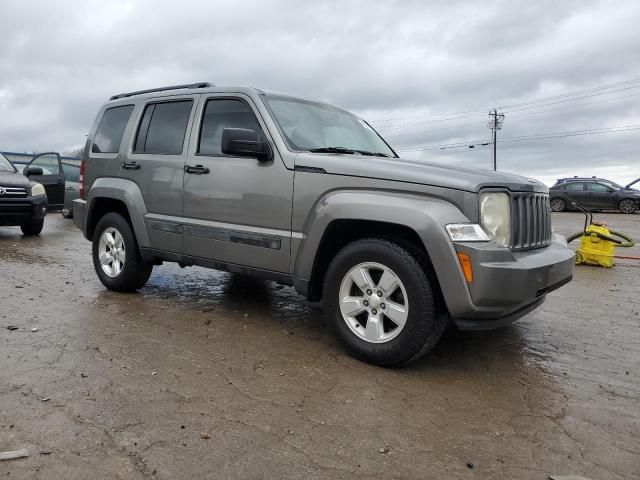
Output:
[457,252,473,283]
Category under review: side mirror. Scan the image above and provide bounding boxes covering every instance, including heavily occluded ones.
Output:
[24,166,44,177]
[221,128,272,161]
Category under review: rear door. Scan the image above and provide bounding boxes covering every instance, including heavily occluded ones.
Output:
[122,95,198,254]
[26,152,65,208]
[562,182,587,208]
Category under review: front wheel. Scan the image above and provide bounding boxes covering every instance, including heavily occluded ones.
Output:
[61,208,73,219]
[550,198,566,212]
[92,212,152,292]
[323,238,447,367]
[618,199,637,214]
[21,219,44,236]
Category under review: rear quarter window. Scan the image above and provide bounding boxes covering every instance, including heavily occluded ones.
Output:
[92,105,135,154]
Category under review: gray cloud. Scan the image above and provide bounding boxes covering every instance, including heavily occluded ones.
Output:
[0,0,638,185]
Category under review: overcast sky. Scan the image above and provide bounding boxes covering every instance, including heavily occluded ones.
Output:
[1,0,638,185]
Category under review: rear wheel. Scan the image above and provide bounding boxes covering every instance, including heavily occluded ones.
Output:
[550,198,566,212]
[323,238,447,366]
[618,199,637,214]
[92,212,152,292]
[61,208,73,219]
[20,218,44,236]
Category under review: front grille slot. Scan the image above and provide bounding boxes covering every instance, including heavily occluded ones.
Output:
[0,186,28,198]
[510,193,551,250]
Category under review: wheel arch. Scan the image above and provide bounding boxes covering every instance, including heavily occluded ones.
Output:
[85,178,150,246]
[292,190,472,316]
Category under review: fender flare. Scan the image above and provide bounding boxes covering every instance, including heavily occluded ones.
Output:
[86,177,151,247]
[293,190,475,317]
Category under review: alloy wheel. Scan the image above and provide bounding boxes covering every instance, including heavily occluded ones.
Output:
[338,262,408,343]
[98,227,126,278]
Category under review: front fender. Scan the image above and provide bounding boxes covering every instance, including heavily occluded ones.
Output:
[87,177,151,247]
[292,190,475,317]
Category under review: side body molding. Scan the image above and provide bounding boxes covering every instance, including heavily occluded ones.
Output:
[292,190,475,317]
[86,177,151,247]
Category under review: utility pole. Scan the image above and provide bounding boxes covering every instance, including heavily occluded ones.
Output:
[488,109,505,171]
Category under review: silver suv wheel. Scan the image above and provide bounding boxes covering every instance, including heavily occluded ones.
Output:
[98,227,126,278]
[339,262,408,343]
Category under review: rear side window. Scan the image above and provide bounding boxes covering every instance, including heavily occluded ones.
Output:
[92,105,134,153]
[134,100,193,155]
[565,183,584,191]
[198,99,262,156]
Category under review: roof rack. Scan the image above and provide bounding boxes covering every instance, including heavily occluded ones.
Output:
[110,82,213,101]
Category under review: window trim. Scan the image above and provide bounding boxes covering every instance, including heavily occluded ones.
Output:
[195,96,269,159]
[131,98,195,156]
[91,104,135,155]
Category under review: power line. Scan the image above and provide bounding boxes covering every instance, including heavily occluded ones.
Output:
[397,124,640,152]
[369,75,640,126]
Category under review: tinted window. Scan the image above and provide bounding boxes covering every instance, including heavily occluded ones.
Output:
[565,183,584,191]
[198,99,262,156]
[92,105,134,153]
[31,154,61,175]
[62,163,80,182]
[135,101,193,155]
[587,183,611,192]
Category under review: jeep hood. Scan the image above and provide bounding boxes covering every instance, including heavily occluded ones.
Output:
[294,153,548,193]
[0,171,31,188]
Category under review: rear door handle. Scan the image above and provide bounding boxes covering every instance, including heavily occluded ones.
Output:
[121,161,141,170]
[184,164,210,175]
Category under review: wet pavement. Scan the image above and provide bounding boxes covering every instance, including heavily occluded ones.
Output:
[1,212,638,479]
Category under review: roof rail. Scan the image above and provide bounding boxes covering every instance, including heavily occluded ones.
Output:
[109,82,213,101]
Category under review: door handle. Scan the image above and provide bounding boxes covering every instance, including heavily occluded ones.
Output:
[57,179,64,184]
[121,161,141,170]
[184,164,210,175]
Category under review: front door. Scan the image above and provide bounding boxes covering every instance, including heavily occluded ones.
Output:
[27,152,65,208]
[585,182,617,209]
[181,94,293,273]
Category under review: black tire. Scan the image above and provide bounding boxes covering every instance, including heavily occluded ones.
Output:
[550,198,566,212]
[618,199,637,214]
[61,208,73,219]
[92,212,152,292]
[323,238,447,367]
[20,219,44,236]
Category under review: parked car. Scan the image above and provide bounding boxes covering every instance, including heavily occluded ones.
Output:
[11,152,66,210]
[549,179,640,213]
[0,152,48,235]
[72,83,574,366]
[61,162,81,218]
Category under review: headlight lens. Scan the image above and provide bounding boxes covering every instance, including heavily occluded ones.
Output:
[480,192,511,246]
[31,183,46,196]
[445,223,490,242]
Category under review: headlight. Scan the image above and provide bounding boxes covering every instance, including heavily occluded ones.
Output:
[31,183,46,196]
[445,224,490,242]
[480,192,511,246]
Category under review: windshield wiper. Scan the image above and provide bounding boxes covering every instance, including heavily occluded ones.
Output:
[308,147,392,157]
[308,147,357,154]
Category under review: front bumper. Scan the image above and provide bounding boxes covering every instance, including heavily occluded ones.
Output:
[451,233,574,329]
[0,194,48,226]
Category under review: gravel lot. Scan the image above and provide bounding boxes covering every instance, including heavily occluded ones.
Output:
[1,212,638,479]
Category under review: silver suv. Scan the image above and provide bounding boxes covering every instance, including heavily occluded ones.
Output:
[73,83,574,366]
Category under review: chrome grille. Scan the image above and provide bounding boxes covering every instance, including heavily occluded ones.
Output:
[510,193,552,250]
[0,186,28,198]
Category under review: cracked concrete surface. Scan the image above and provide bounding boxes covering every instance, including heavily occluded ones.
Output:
[1,212,638,479]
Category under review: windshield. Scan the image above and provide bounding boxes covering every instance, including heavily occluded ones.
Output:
[0,154,16,172]
[263,95,396,157]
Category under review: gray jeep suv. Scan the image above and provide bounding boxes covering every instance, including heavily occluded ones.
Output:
[73,83,574,366]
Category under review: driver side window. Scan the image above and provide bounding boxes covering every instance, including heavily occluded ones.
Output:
[198,99,263,156]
